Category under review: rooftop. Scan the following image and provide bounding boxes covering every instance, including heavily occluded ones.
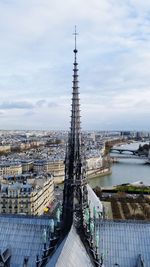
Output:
[0,215,51,267]
[46,225,94,267]
[98,220,150,267]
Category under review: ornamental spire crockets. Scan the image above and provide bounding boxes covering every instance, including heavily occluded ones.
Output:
[70,26,81,151]
[62,27,88,233]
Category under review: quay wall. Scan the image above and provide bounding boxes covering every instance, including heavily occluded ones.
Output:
[54,166,111,185]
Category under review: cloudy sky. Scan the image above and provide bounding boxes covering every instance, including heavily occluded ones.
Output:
[0,0,150,131]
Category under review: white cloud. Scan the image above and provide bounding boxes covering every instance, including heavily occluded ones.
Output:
[0,100,34,110]
[0,0,150,129]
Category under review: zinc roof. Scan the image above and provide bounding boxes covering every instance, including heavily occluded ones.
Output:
[0,215,51,267]
[98,220,150,267]
[87,184,103,215]
[46,225,94,267]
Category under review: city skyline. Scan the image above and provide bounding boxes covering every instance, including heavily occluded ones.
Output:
[0,1,150,130]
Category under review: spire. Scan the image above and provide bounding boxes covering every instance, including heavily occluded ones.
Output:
[62,27,88,233]
[70,25,81,147]
[73,25,78,52]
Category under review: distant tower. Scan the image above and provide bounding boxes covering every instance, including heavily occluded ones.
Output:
[62,27,88,232]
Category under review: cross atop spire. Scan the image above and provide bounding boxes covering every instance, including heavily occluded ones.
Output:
[73,25,78,53]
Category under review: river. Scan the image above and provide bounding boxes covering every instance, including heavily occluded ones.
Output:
[89,141,150,188]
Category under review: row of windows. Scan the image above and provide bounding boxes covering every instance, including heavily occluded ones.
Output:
[1,198,31,203]
[2,209,29,214]
[2,204,30,209]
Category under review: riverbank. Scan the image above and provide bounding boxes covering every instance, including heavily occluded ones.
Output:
[54,167,112,185]
[87,168,111,180]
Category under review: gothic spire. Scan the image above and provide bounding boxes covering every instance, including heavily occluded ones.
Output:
[70,26,81,151]
[62,27,88,233]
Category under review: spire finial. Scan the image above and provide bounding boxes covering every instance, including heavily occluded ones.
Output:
[73,25,78,53]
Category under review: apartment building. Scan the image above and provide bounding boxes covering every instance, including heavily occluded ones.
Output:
[33,160,64,176]
[0,174,54,215]
[21,160,33,173]
[0,162,22,176]
[0,145,11,153]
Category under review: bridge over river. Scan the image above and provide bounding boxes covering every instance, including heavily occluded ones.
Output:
[111,154,148,160]
[110,148,149,160]
[110,148,139,155]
